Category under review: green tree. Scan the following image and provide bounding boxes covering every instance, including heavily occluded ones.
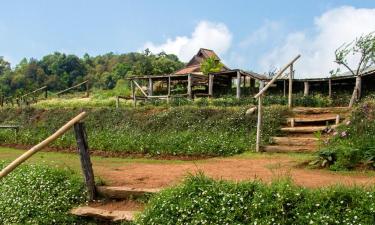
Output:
[0,57,11,75]
[334,32,375,107]
[200,56,224,75]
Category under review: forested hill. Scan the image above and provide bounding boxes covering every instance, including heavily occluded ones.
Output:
[0,50,184,96]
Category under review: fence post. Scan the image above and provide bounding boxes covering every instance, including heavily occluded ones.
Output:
[74,122,96,202]
[256,81,265,152]
[288,64,293,109]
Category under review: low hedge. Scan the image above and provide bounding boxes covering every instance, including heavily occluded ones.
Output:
[137,174,375,225]
[0,162,86,224]
[0,106,287,156]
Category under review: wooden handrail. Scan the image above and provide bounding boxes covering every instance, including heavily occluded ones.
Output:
[20,86,47,99]
[0,112,88,179]
[56,81,88,96]
[254,54,301,99]
[254,55,301,152]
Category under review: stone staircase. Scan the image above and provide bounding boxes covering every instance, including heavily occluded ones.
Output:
[71,186,161,222]
[263,107,349,153]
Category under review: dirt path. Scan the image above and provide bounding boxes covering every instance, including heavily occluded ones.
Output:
[94,155,375,189]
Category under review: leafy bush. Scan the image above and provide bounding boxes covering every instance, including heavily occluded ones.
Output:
[318,99,375,170]
[0,106,287,156]
[0,162,86,224]
[137,174,375,225]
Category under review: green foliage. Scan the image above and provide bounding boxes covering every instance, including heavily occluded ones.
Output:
[0,50,184,97]
[200,56,224,75]
[137,174,375,225]
[0,162,86,224]
[318,99,375,170]
[0,106,287,156]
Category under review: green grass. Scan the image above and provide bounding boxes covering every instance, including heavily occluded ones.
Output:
[0,106,288,156]
[136,174,375,225]
[0,160,87,224]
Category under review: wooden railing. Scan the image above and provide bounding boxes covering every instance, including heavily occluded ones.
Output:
[254,55,301,152]
[0,111,96,201]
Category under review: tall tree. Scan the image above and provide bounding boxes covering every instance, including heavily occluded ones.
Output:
[334,32,375,107]
[0,57,11,75]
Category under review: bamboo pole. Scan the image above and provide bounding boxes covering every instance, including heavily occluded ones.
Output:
[0,112,88,179]
[56,81,88,96]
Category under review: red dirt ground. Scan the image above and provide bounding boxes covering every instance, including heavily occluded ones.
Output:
[93,156,375,189]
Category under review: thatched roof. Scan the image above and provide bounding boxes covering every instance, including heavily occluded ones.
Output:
[174,48,229,75]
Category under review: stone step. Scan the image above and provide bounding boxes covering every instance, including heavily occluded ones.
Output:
[71,206,137,222]
[262,145,317,153]
[97,186,161,199]
[272,137,319,146]
[292,107,349,114]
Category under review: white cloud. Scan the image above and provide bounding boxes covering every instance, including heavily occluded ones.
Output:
[240,20,282,48]
[260,6,375,78]
[141,21,232,62]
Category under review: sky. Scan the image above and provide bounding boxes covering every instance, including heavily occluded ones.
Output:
[1,0,375,78]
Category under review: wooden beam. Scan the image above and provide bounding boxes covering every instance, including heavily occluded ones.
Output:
[187,74,192,99]
[74,122,96,202]
[304,81,309,96]
[236,71,241,99]
[288,64,293,109]
[132,80,148,97]
[0,112,87,179]
[208,74,214,96]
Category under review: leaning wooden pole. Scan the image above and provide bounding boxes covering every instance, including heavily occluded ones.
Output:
[0,112,88,179]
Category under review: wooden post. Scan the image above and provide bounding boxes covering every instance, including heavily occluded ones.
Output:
[74,122,96,202]
[256,81,265,152]
[116,96,120,108]
[304,81,309,96]
[283,80,286,97]
[85,82,89,97]
[208,74,214,97]
[168,76,171,96]
[187,74,192,99]
[335,115,340,125]
[236,71,241,99]
[148,78,153,96]
[131,80,136,107]
[288,64,293,109]
[0,112,87,179]
[328,79,332,98]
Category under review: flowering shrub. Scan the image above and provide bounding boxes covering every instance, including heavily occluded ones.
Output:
[318,99,375,170]
[0,162,86,224]
[136,174,375,225]
[0,106,287,156]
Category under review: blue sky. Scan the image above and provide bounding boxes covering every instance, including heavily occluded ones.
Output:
[1,0,375,77]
